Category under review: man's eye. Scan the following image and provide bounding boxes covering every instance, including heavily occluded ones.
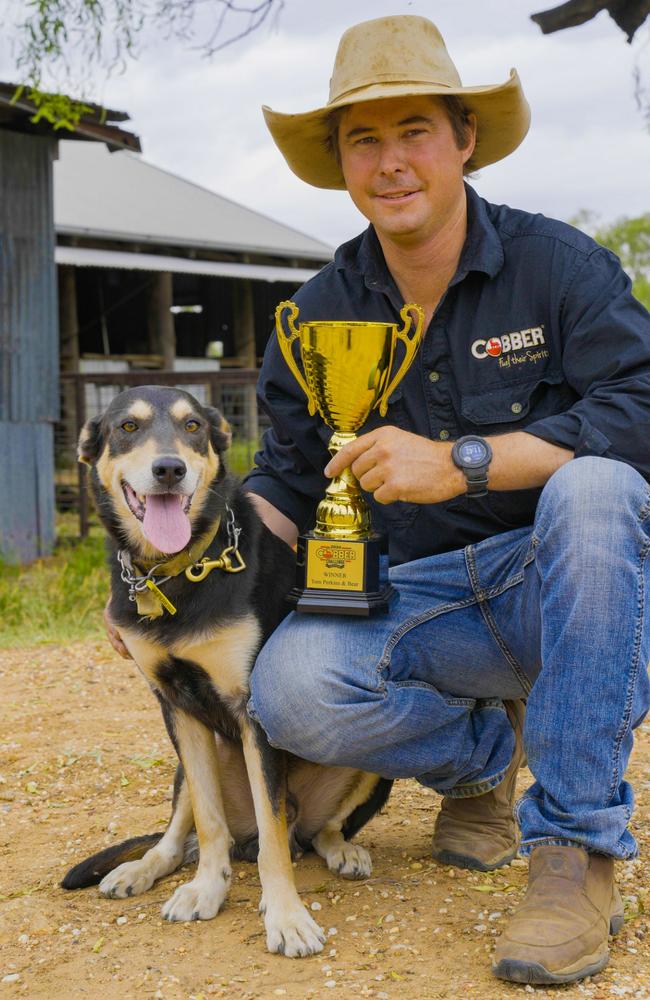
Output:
[121,420,138,433]
[186,419,200,433]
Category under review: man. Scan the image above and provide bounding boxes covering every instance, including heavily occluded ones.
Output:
[243,14,650,986]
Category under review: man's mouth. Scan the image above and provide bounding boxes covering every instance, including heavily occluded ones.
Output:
[122,481,193,554]
[375,190,419,201]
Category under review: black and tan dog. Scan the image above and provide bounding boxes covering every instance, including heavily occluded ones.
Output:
[62,385,391,958]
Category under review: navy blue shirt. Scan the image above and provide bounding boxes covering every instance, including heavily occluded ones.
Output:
[246,184,650,565]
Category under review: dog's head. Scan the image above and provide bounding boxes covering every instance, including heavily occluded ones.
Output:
[78,386,231,558]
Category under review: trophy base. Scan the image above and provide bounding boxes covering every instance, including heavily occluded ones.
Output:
[287,531,393,617]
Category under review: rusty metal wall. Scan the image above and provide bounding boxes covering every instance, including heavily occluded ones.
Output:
[0,131,59,562]
[1,421,56,560]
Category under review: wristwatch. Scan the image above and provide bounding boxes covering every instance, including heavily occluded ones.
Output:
[451,435,493,498]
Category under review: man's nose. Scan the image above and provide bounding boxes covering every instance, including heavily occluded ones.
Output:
[152,456,187,488]
[377,137,407,175]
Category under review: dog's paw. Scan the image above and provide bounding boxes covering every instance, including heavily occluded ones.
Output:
[161,871,230,922]
[262,898,326,958]
[100,859,157,898]
[326,842,372,880]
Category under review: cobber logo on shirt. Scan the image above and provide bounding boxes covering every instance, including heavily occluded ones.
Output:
[471,326,546,360]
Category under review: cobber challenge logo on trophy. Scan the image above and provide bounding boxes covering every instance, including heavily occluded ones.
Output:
[308,543,363,592]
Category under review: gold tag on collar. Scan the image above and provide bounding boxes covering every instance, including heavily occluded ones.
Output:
[145,579,177,615]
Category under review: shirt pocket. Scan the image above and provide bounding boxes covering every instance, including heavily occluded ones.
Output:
[459,370,574,434]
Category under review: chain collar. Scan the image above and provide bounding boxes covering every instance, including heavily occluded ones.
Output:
[118,550,174,604]
[117,502,245,618]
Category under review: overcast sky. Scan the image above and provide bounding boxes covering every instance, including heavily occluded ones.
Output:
[3,0,649,249]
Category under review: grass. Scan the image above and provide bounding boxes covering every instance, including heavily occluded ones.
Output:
[0,439,262,649]
[0,516,108,648]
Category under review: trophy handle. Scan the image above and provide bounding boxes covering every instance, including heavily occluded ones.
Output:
[275,300,317,416]
[376,303,425,417]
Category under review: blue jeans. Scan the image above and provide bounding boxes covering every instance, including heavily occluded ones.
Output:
[248,458,650,859]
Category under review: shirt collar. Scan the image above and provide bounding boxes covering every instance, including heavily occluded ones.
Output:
[334,183,505,292]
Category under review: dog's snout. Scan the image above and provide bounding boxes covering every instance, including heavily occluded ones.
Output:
[152,456,187,488]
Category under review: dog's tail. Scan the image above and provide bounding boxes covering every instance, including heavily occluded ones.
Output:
[61,834,164,889]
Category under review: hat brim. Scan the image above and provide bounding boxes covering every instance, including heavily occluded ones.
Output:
[263,69,530,189]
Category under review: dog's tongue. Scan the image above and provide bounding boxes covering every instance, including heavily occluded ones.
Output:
[142,494,191,553]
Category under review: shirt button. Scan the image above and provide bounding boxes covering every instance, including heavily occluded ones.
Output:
[428,370,440,383]
[439,429,450,441]
[511,402,523,414]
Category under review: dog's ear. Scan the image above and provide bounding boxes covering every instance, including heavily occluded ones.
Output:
[204,406,232,454]
[77,416,105,466]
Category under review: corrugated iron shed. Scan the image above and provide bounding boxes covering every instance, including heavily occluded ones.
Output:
[0,84,140,563]
[54,141,332,261]
[0,82,141,152]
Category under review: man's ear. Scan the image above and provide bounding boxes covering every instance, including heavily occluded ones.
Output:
[77,416,105,466]
[204,406,232,454]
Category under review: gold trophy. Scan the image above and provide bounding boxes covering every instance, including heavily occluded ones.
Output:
[275,300,424,615]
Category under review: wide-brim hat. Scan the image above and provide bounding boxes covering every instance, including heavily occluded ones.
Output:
[263,15,531,189]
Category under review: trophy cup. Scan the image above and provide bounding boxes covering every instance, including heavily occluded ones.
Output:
[275,300,424,615]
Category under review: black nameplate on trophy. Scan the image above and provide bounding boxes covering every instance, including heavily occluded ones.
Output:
[287,531,394,615]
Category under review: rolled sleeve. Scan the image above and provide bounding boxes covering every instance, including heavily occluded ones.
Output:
[524,248,650,478]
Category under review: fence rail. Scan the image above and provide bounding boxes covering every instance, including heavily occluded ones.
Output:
[58,369,261,538]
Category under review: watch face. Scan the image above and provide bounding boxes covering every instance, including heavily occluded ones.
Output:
[458,439,489,467]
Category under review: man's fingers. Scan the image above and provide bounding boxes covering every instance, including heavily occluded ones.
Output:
[358,466,384,494]
[372,482,397,504]
[324,431,384,478]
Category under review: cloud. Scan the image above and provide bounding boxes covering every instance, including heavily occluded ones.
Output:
[1,0,648,245]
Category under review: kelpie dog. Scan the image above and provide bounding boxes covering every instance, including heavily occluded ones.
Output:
[63,386,391,957]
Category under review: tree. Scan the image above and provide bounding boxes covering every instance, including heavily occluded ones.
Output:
[531,0,650,42]
[4,0,284,127]
[531,1,650,124]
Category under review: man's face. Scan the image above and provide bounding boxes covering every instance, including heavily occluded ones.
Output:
[338,95,476,246]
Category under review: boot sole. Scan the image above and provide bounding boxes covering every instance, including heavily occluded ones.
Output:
[493,913,624,985]
[431,846,517,872]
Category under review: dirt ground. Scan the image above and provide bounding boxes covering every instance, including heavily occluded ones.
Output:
[1,642,649,1000]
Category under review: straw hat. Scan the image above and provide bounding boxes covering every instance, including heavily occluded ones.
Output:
[262,15,530,189]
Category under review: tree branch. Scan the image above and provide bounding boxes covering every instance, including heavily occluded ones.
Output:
[531,0,650,41]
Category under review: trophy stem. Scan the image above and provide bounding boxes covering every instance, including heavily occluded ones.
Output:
[314,431,372,539]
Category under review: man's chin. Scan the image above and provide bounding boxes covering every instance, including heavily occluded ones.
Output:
[374,216,428,243]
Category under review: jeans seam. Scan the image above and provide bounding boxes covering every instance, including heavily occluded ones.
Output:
[392,679,475,706]
[464,545,533,696]
[606,539,650,805]
[519,835,636,860]
[377,593,480,673]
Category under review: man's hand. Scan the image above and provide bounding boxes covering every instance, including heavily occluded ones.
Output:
[324,426,465,505]
[104,599,132,660]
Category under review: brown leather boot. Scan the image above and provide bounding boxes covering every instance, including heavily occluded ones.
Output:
[493,845,624,984]
[431,699,525,871]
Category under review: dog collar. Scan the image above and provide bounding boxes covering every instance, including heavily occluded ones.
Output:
[118,505,245,620]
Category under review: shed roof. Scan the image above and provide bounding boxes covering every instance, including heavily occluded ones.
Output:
[0,82,140,152]
[54,141,333,262]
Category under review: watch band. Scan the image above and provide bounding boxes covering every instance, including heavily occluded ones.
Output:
[451,436,493,499]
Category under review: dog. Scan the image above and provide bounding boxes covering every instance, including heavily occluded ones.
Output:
[62,385,391,958]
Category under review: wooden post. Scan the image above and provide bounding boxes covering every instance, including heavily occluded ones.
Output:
[147,271,176,369]
[58,265,80,456]
[233,279,258,447]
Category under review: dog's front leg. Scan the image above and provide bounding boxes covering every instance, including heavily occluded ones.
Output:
[161,709,232,921]
[240,719,325,957]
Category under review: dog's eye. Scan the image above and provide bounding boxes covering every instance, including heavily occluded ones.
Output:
[185,419,200,433]
[121,420,138,433]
